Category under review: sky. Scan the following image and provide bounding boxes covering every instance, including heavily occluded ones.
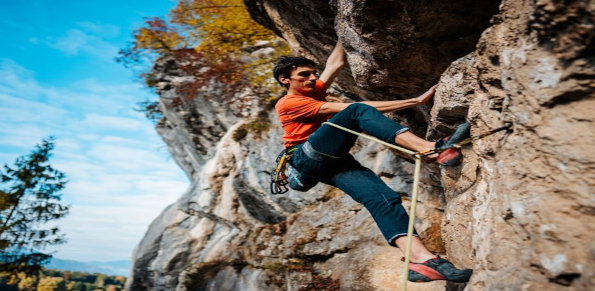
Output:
[0,0,190,262]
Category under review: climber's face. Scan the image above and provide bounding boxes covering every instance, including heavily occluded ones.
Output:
[281,65,318,95]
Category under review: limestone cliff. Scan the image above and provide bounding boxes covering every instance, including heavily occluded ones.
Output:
[126,1,594,290]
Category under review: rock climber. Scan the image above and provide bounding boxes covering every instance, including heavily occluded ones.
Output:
[272,41,473,283]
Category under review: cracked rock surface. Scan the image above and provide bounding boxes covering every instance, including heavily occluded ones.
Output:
[126,1,594,290]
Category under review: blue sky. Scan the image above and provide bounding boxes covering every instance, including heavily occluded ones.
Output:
[0,0,189,262]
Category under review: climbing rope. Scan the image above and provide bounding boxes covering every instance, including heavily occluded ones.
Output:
[321,121,512,290]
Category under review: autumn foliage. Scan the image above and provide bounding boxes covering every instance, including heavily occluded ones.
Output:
[170,0,279,58]
[118,0,290,120]
[0,269,126,291]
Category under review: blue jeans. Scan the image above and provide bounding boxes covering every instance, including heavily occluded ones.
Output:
[288,103,418,246]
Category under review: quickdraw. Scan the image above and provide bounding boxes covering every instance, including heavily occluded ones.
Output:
[270,147,298,194]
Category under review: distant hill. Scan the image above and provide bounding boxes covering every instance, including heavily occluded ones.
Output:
[47,258,130,276]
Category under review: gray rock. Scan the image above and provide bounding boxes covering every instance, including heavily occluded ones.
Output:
[128,1,595,290]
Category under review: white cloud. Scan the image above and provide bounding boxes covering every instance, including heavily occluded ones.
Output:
[136,180,188,195]
[76,22,121,38]
[50,200,174,261]
[43,78,152,117]
[0,58,48,97]
[47,29,119,59]
[0,152,16,161]
[49,29,89,56]
[52,191,182,261]
[55,138,82,152]
[0,126,45,146]
[86,143,167,170]
[100,135,149,147]
[73,78,141,94]
[81,114,151,133]
[0,59,189,262]
[0,59,153,124]
[79,134,103,141]
[0,93,70,123]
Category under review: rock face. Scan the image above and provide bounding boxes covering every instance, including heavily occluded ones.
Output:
[126,1,594,290]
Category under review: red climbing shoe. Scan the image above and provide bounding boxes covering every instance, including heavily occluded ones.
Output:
[435,148,462,166]
[404,256,473,283]
[434,123,471,166]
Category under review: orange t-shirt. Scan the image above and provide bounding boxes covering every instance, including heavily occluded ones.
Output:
[275,80,330,148]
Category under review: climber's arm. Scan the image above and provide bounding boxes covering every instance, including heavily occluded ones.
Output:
[319,41,346,89]
[317,99,420,115]
[317,85,436,116]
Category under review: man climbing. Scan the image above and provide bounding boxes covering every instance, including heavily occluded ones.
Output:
[273,41,473,283]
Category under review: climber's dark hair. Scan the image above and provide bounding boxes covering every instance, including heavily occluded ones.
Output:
[273,56,317,88]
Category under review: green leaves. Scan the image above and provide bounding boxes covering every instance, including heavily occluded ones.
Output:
[0,137,70,276]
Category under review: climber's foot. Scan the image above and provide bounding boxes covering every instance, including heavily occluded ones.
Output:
[404,256,473,283]
[435,148,462,166]
[433,123,471,166]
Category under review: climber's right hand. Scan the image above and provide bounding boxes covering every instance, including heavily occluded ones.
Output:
[416,85,437,105]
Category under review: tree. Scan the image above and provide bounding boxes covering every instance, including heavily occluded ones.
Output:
[37,276,66,291]
[117,0,290,121]
[0,137,70,276]
[118,0,285,68]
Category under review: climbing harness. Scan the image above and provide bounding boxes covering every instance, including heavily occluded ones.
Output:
[270,147,298,194]
[320,121,512,290]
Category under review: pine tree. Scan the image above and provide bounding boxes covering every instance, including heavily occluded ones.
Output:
[0,137,70,276]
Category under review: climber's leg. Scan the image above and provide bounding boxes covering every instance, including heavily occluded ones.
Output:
[394,131,435,153]
[392,236,436,263]
[324,162,473,282]
[308,103,471,165]
[308,103,416,157]
[326,163,432,260]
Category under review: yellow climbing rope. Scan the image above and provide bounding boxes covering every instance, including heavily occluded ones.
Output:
[321,121,511,290]
[323,122,512,291]
[321,121,420,290]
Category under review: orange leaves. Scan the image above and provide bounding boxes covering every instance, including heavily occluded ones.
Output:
[133,18,186,54]
[119,0,290,116]
[170,0,277,59]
